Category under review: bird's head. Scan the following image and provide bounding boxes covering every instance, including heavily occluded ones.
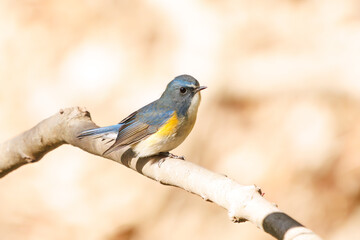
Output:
[160,75,207,117]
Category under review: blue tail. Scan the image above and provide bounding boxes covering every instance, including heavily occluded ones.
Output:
[77,124,121,139]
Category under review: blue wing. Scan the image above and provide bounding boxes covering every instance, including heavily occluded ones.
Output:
[102,101,174,155]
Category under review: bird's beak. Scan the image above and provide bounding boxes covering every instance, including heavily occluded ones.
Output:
[195,86,207,93]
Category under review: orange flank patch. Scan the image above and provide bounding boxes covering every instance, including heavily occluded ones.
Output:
[156,113,179,136]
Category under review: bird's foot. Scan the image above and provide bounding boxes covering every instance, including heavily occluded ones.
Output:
[160,152,185,160]
[157,152,185,167]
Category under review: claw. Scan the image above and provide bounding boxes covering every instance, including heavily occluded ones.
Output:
[157,152,185,167]
[160,152,185,160]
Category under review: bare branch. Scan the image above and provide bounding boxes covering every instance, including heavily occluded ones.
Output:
[0,107,322,240]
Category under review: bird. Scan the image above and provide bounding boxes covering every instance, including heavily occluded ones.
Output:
[77,75,206,160]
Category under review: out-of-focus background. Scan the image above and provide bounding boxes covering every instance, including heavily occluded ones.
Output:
[0,0,360,239]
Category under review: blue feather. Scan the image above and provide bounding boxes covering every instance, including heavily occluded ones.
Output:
[77,124,121,139]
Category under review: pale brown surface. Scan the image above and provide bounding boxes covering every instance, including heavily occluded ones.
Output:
[3,107,318,240]
[0,1,359,240]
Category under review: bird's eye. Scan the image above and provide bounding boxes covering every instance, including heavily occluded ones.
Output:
[180,87,187,94]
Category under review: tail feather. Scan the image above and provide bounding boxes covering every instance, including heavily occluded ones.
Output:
[77,124,121,140]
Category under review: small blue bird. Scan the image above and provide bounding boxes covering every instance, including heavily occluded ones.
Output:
[78,75,206,159]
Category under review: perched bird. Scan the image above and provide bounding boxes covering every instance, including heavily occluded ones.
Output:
[78,75,206,160]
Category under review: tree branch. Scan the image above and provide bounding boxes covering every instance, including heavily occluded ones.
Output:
[0,107,322,240]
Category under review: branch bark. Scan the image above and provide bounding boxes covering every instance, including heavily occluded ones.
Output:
[0,107,322,240]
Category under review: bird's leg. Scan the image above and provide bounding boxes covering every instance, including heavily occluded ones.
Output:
[157,152,185,167]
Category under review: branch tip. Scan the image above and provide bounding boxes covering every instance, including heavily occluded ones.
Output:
[231,216,248,223]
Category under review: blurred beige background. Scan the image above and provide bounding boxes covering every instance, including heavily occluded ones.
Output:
[1,0,360,239]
